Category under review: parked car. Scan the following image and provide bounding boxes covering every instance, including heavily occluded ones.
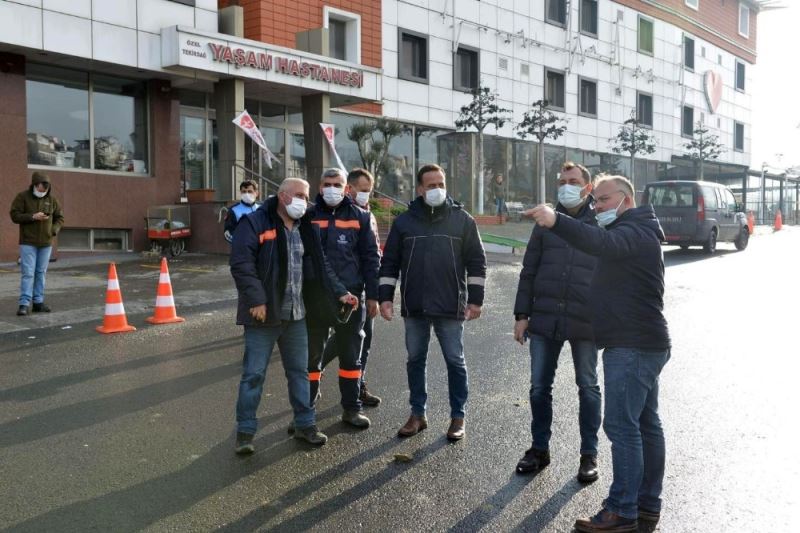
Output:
[641,180,749,253]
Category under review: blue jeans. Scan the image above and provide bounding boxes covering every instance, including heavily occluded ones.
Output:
[236,321,315,434]
[495,197,506,216]
[529,335,601,455]
[404,317,468,418]
[602,347,671,519]
[19,244,52,306]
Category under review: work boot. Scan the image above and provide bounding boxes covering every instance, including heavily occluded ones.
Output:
[342,410,371,428]
[359,382,381,407]
[446,418,465,441]
[638,507,660,523]
[577,454,599,482]
[574,509,637,532]
[397,415,428,437]
[32,302,51,313]
[234,432,255,455]
[294,425,328,445]
[17,305,29,316]
[515,447,550,474]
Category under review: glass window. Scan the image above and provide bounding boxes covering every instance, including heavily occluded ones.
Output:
[287,107,303,124]
[647,183,696,207]
[483,136,510,213]
[543,145,566,204]
[382,127,414,201]
[734,122,745,152]
[702,186,718,208]
[638,16,654,55]
[579,78,597,116]
[683,35,695,70]
[580,0,598,36]
[180,116,206,192]
[454,47,479,91]
[637,92,653,127]
[437,133,475,208]
[288,133,307,180]
[735,61,746,92]
[685,0,699,10]
[545,69,566,110]
[329,18,347,60]
[415,126,450,170]
[682,106,694,137]
[546,0,567,26]
[399,29,428,83]
[92,75,148,173]
[261,103,286,123]
[178,89,205,108]
[739,3,750,38]
[26,64,89,169]
[261,126,285,183]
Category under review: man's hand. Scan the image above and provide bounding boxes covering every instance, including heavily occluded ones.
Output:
[339,293,358,307]
[528,205,557,228]
[366,299,379,319]
[465,304,482,321]
[249,304,267,322]
[514,318,529,345]
[380,301,394,321]
[32,212,49,221]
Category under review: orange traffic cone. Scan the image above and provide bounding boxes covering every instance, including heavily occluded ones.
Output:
[774,209,783,231]
[96,263,136,334]
[146,257,185,325]
[747,211,755,235]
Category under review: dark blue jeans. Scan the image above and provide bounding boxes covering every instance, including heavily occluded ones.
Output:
[404,317,467,419]
[322,315,374,379]
[236,321,314,434]
[529,334,601,455]
[602,347,671,519]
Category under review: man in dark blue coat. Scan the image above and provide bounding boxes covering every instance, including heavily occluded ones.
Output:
[529,175,671,533]
[513,162,601,483]
[379,164,486,441]
[229,178,354,454]
[223,180,261,244]
[306,168,380,429]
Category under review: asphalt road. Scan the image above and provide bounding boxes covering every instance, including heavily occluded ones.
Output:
[0,228,796,532]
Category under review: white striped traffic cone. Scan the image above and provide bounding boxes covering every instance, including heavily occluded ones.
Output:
[146,257,185,325]
[96,263,136,334]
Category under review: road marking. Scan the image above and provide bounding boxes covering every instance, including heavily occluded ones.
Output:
[176,267,214,273]
[0,269,16,273]
[139,264,161,269]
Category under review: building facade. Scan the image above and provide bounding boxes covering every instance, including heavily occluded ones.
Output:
[0,0,764,259]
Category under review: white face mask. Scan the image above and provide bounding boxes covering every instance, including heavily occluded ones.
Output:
[596,196,626,228]
[424,188,447,207]
[354,191,371,207]
[240,192,256,205]
[33,189,47,198]
[285,197,307,220]
[322,186,344,207]
[558,184,586,209]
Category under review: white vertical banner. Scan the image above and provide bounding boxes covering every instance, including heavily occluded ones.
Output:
[320,123,347,172]
[232,110,280,169]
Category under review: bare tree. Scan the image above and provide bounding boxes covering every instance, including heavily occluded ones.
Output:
[683,121,725,181]
[347,119,406,189]
[610,111,656,188]
[515,99,568,204]
[455,86,510,214]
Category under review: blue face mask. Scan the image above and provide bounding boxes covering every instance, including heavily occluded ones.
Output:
[596,196,626,228]
[558,184,587,208]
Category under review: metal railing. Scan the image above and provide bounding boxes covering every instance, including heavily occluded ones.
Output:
[230,164,283,201]
[373,188,409,207]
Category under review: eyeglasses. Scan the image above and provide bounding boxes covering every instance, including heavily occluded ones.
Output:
[593,190,626,204]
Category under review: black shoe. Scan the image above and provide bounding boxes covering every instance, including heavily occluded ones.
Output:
[574,509,637,532]
[32,302,51,313]
[294,425,328,445]
[234,432,255,455]
[578,454,599,482]
[17,305,29,316]
[287,421,295,434]
[342,410,371,428]
[638,507,660,523]
[516,447,550,474]
[360,383,381,407]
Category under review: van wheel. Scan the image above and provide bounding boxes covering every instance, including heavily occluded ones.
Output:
[734,227,749,251]
[703,229,717,255]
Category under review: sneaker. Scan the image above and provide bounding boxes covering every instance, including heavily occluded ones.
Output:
[638,507,660,523]
[515,447,550,474]
[234,432,255,455]
[578,454,599,482]
[294,425,328,445]
[574,509,637,532]
[342,410,371,428]
[17,305,29,316]
[359,383,381,407]
[32,302,51,313]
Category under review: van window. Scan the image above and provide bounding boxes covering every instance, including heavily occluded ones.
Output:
[646,184,695,207]
[702,186,718,209]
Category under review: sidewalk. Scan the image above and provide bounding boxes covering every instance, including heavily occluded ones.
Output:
[0,252,236,334]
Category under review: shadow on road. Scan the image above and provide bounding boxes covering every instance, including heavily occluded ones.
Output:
[511,478,589,532]
[447,472,538,532]
[663,247,737,268]
[0,337,242,403]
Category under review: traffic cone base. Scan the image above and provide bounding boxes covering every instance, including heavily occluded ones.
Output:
[97,263,136,334]
[146,258,185,325]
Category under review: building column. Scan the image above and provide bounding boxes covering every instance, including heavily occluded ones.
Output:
[0,53,28,261]
[301,93,331,192]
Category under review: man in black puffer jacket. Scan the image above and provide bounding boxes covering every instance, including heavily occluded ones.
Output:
[530,175,671,533]
[229,178,354,454]
[513,162,601,483]
[379,164,486,442]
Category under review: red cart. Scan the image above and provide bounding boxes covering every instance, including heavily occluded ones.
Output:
[145,205,191,257]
